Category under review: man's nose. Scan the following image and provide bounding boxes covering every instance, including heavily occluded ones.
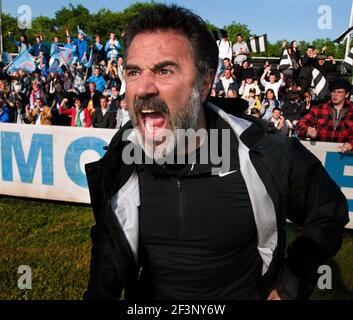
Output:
[135,72,158,98]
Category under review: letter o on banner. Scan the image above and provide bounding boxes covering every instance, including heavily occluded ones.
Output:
[65,137,106,188]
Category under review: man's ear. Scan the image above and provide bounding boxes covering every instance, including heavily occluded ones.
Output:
[200,70,215,103]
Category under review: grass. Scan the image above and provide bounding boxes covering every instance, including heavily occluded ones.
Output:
[0,196,352,300]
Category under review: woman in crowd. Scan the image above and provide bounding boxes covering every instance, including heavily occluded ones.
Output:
[260,88,281,120]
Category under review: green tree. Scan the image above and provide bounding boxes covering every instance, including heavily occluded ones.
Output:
[224,21,251,44]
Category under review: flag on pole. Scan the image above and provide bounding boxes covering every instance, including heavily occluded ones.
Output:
[279,48,292,71]
[246,34,267,53]
[7,50,36,75]
[343,47,353,71]
[333,26,353,44]
[311,68,329,99]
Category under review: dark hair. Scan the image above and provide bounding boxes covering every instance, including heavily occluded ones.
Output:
[272,107,281,112]
[250,108,260,115]
[123,4,218,83]
[307,45,315,50]
[236,33,243,38]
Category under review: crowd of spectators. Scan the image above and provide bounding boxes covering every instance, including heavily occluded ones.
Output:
[0,29,129,129]
[0,30,352,149]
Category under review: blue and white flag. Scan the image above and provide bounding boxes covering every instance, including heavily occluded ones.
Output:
[7,50,36,75]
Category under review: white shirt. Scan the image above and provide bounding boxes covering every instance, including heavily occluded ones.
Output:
[233,41,249,65]
[260,79,284,100]
[217,39,233,60]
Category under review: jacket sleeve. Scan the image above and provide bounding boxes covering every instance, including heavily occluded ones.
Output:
[83,224,124,300]
[296,107,317,137]
[276,138,349,299]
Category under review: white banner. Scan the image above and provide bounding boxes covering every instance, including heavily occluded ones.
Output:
[0,123,115,203]
[0,124,351,228]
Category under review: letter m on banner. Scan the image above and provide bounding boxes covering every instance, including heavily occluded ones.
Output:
[1,132,53,185]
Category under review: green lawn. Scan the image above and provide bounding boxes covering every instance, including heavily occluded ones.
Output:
[0,196,352,300]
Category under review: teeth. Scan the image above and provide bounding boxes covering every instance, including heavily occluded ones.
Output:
[141,109,156,114]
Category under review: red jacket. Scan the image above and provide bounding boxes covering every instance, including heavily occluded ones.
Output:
[296,99,353,147]
[59,106,92,128]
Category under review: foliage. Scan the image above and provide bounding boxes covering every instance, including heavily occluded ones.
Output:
[2,2,349,59]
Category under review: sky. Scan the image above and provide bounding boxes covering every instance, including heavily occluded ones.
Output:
[3,0,353,43]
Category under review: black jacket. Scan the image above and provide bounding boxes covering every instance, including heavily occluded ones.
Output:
[91,108,117,129]
[84,102,349,300]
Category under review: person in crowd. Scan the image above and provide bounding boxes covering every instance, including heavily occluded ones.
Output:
[25,97,52,125]
[29,80,46,108]
[281,91,301,136]
[59,96,91,127]
[0,98,12,123]
[92,35,105,66]
[216,69,238,97]
[297,78,353,152]
[8,32,30,54]
[260,66,284,100]
[260,88,281,120]
[91,96,116,128]
[12,96,27,124]
[238,76,261,98]
[66,28,88,63]
[64,35,78,64]
[219,57,236,78]
[244,88,261,114]
[105,32,121,62]
[84,82,101,114]
[269,107,288,135]
[238,59,256,82]
[301,45,318,68]
[72,64,86,94]
[216,30,232,62]
[314,54,336,78]
[86,67,107,93]
[50,36,63,57]
[232,33,250,66]
[107,86,120,113]
[115,93,130,129]
[29,34,49,59]
[226,87,237,98]
[299,91,313,117]
[289,40,301,80]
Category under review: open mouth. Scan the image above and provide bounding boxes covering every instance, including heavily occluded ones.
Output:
[139,109,168,137]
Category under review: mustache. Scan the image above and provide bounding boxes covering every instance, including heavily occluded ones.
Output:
[134,95,170,115]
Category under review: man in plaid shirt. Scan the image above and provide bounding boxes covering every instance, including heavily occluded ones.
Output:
[297,78,353,153]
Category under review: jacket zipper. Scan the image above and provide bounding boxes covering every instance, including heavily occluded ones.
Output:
[177,177,185,236]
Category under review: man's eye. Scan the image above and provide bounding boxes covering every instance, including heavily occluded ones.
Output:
[159,68,173,75]
[127,70,138,77]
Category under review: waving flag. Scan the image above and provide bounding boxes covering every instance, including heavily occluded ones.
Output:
[77,25,93,41]
[279,48,292,71]
[246,34,267,53]
[50,47,73,67]
[7,50,36,75]
[81,49,93,68]
[343,47,353,72]
[311,68,329,100]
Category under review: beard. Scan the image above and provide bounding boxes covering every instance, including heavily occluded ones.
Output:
[128,85,202,162]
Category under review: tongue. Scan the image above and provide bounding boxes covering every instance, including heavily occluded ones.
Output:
[145,113,165,128]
